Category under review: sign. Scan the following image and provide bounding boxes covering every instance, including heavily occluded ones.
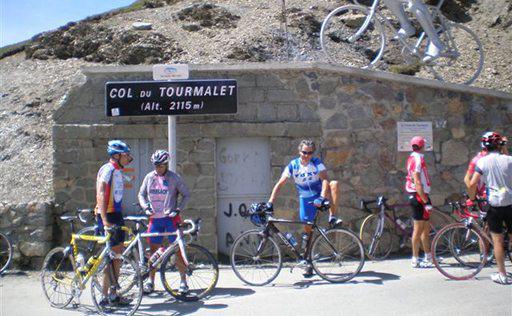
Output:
[105,79,237,117]
[152,64,189,80]
[397,121,433,151]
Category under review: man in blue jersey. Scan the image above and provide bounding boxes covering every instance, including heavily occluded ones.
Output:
[267,139,340,277]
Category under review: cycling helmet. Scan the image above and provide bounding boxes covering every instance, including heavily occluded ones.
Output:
[150,149,170,165]
[107,140,131,156]
[410,136,425,151]
[481,132,503,150]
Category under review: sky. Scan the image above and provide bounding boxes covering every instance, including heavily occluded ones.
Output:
[1,0,136,47]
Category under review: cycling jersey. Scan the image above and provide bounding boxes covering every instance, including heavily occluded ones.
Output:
[405,152,431,194]
[282,157,326,198]
[467,150,488,198]
[95,161,124,214]
[138,170,190,219]
[475,152,512,207]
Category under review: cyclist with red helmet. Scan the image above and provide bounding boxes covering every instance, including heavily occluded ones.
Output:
[464,132,493,200]
[405,136,433,268]
[138,149,190,294]
[95,140,133,306]
[468,132,512,285]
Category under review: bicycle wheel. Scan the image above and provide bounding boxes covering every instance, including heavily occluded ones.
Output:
[359,214,395,260]
[40,247,76,308]
[320,5,386,68]
[230,229,282,286]
[311,228,365,283]
[428,208,454,256]
[0,232,13,274]
[90,254,142,316]
[160,243,219,302]
[425,22,484,85]
[431,222,487,280]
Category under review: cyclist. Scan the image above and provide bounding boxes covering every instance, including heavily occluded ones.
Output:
[138,149,190,294]
[405,136,434,268]
[267,139,341,277]
[94,140,133,306]
[383,0,445,62]
[464,132,491,200]
[467,132,512,285]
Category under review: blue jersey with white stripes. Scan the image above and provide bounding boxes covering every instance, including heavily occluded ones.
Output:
[282,157,326,198]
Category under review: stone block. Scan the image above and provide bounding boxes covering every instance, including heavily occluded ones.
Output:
[298,103,318,121]
[324,113,349,130]
[238,87,266,103]
[19,241,49,257]
[190,151,213,163]
[256,104,277,122]
[267,89,297,103]
[276,104,298,121]
[319,97,336,110]
[441,140,469,166]
[256,74,284,88]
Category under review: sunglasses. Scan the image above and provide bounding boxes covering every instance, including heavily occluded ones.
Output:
[301,151,314,155]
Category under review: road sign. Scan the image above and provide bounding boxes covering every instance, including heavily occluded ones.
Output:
[105,79,237,117]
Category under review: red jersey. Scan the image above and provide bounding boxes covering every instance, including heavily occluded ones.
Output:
[405,152,431,194]
[467,150,487,198]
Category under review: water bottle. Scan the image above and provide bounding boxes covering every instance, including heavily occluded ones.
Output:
[300,233,309,251]
[83,255,98,273]
[148,247,166,265]
[284,232,297,248]
[396,218,408,230]
[76,253,85,270]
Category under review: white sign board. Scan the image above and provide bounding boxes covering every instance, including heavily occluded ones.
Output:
[152,64,189,80]
[397,121,433,151]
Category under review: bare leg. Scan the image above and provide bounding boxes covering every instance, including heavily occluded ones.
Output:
[412,220,423,258]
[420,220,431,254]
[327,180,339,216]
[102,244,124,296]
[491,233,506,275]
[148,243,160,283]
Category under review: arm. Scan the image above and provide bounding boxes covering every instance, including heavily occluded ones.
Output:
[467,172,482,200]
[138,174,151,211]
[268,175,288,204]
[463,169,473,189]
[96,181,110,226]
[175,175,190,210]
[412,172,428,203]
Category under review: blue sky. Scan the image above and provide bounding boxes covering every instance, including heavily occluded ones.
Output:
[1,0,135,47]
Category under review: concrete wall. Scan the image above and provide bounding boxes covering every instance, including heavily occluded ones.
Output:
[52,63,512,255]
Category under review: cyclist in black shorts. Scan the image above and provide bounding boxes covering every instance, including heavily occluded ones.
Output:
[468,132,512,285]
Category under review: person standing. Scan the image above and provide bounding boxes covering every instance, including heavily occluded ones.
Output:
[95,140,133,306]
[138,149,190,293]
[468,132,512,285]
[405,136,433,268]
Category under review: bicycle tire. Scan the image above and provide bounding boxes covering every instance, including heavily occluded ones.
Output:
[425,22,484,85]
[40,247,76,308]
[320,5,386,68]
[0,232,13,274]
[359,214,395,260]
[90,254,143,316]
[311,228,365,283]
[431,222,487,280]
[230,229,282,286]
[160,243,219,301]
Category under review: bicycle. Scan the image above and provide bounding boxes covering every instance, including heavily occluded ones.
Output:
[320,0,484,85]
[0,231,13,275]
[431,199,512,281]
[230,201,365,286]
[121,212,219,302]
[40,213,143,316]
[359,196,453,260]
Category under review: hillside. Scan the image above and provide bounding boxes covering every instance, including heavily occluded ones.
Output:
[0,0,511,204]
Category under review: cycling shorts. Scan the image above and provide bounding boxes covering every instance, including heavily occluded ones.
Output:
[408,193,431,221]
[300,195,320,222]
[95,212,125,246]
[486,205,512,234]
[147,216,180,244]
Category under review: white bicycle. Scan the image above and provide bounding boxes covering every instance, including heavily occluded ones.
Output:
[320,0,484,85]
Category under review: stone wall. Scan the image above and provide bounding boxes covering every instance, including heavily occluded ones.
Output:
[0,201,54,269]
[52,63,512,255]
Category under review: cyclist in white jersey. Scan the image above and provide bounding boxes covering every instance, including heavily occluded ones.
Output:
[468,132,512,285]
[268,139,341,277]
[383,0,445,62]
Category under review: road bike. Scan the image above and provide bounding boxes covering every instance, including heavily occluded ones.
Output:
[121,213,219,302]
[231,201,365,285]
[320,0,484,84]
[359,196,453,260]
[431,198,512,280]
[0,231,13,274]
[40,213,142,316]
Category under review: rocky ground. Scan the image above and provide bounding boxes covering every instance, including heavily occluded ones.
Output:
[0,0,511,204]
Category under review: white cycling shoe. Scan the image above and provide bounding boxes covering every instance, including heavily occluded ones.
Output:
[491,272,512,285]
[422,41,445,63]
